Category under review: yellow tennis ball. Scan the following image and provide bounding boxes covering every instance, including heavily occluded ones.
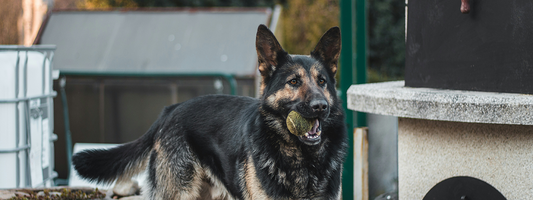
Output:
[286,111,315,136]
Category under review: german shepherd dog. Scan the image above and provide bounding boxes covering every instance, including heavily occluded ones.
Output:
[73,24,347,200]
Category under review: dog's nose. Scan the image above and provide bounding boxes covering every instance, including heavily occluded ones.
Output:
[310,99,328,113]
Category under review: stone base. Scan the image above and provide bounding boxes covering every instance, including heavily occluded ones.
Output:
[398,118,533,199]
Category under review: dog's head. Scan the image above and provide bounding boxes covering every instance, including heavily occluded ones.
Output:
[256,24,341,146]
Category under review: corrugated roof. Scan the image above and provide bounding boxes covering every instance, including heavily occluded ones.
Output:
[39,8,272,77]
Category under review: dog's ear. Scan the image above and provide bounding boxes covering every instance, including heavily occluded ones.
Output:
[311,27,341,75]
[256,24,288,77]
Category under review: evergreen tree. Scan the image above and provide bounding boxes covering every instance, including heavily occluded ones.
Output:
[368,0,405,80]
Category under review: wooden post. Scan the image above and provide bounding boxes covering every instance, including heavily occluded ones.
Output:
[354,127,369,200]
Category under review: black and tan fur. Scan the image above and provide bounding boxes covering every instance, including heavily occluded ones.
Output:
[72,24,347,200]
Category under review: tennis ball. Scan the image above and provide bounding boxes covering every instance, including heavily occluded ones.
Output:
[286,111,315,136]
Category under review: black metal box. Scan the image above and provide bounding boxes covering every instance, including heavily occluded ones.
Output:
[405,0,533,94]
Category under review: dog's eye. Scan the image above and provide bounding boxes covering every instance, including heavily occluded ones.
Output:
[318,79,326,85]
[289,79,298,85]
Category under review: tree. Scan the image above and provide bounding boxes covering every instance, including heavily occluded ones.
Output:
[78,0,274,8]
[279,0,405,82]
[279,0,339,55]
[0,0,22,44]
[368,0,405,81]
[82,0,137,8]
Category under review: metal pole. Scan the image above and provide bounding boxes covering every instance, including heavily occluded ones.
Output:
[59,72,238,96]
[23,50,31,187]
[59,77,73,184]
[221,74,238,95]
[340,0,355,199]
[99,81,105,142]
[15,50,21,188]
[355,0,368,129]
[340,0,367,199]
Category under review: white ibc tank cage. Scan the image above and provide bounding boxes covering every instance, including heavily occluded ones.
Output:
[0,45,57,188]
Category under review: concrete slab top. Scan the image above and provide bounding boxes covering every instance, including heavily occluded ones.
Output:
[347,81,533,125]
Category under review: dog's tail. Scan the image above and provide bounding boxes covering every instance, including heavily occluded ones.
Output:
[72,105,176,184]
[72,130,154,184]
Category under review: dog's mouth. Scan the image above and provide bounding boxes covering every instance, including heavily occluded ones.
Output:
[298,119,321,145]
